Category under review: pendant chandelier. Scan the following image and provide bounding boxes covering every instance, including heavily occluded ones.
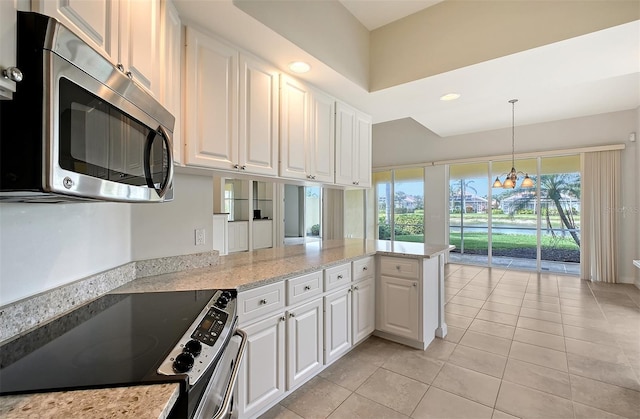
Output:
[492,99,535,189]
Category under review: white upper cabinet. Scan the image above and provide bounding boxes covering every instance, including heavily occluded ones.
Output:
[0,0,19,99]
[279,75,309,181]
[335,102,372,188]
[279,75,335,183]
[34,0,160,98]
[160,0,182,164]
[308,86,336,183]
[184,27,237,170]
[238,54,279,176]
[184,26,278,176]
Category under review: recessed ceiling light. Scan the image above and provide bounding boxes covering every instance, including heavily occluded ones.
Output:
[440,93,461,101]
[289,61,311,74]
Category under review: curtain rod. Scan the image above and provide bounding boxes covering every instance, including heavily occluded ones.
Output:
[372,143,626,172]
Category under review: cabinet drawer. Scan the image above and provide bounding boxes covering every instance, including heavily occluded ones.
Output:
[324,262,351,291]
[380,257,419,280]
[287,270,322,306]
[352,256,374,281]
[238,282,285,323]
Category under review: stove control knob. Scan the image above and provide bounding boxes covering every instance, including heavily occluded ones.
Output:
[216,293,231,308]
[173,352,194,373]
[184,339,202,357]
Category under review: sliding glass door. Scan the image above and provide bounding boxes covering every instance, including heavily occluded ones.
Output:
[449,155,581,274]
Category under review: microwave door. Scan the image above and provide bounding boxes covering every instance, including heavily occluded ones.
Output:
[143,125,174,200]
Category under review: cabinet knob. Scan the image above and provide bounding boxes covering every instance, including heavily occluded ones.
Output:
[337,275,343,279]
[396,265,401,270]
[116,63,125,72]
[2,67,23,82]
[362,266,368,271]
[279,316,286,322]
[289,312,295,318]
[241,165,247,170]
[354,286,359,290]
[259,299,267,305]
[304,285,311,291]
[413,282,418,287]
[233,164,239,169]
[125,71,133,79]
[348,288,352,293]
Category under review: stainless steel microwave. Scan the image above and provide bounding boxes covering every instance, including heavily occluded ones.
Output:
[0,12,174,203]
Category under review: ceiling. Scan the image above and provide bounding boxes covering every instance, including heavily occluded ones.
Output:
[173,1,639,138]
[338,0,444,30]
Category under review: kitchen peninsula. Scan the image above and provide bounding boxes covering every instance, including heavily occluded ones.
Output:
[0,239,453,419]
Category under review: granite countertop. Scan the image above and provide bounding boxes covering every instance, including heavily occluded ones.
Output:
[0,383,179,419]
[113,239,452,295]
[0,239,452,418]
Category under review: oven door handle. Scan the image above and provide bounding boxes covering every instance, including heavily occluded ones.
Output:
[212,329,247,419]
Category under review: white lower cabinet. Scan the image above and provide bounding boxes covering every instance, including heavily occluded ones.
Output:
[286,299,323,389]
[376,256,440,349]
[236,312,285,418]
[235,258,376,418]
[378,275,419,341]
[324,287,352,365]
[352,277,375,345]
[228,221,249,253]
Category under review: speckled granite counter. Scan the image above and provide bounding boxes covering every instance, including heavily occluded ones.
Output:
[0,383,179,419]
[113,239,452,295]
[0,239,452,419]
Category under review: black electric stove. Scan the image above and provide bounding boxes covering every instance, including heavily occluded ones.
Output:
[0,289,242,419]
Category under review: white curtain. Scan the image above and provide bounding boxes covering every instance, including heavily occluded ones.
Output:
[581,150,620,282]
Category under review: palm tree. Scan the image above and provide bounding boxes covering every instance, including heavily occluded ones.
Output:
[540,173,581,246]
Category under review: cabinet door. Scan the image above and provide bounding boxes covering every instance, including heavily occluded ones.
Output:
[334,102,356,187]
[119,0,160,97]
[239,54,279,176]
[279,75,309,181]
[236,313,285,418]
[355,112,372,187]
[324,288,352,364]
[308,88,335,183]
[35,0,119,65]
[378,275,419,340]
[184,27,238,170]
[352,277,375,345]
[228,221,249,253]
[0,0,17,99]
[252,220,273,250]
[287,299,323,390]
[160,0,182,164]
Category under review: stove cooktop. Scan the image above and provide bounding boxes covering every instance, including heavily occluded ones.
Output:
[0,290,217,395]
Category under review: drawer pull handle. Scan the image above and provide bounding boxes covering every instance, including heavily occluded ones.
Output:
[304,285,311,291]
[337,275,343,279]
[259,299,267,305]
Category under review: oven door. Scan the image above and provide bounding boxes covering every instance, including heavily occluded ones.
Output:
[47,49,174,202]
[193,330,247,419]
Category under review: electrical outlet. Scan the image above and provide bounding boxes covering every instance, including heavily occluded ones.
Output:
[195,228,206,246]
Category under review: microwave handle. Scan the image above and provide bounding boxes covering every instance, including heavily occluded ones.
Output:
[143,125,174,199]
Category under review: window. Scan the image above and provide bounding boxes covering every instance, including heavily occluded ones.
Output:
[374,168,424,242]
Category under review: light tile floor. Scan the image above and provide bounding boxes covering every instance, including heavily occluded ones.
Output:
[259,264,640,419]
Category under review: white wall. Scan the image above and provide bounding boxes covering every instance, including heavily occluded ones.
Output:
[131,172,214,260]
[0,202,131,306]
[0,172,217,307]
[373,109,639,283]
